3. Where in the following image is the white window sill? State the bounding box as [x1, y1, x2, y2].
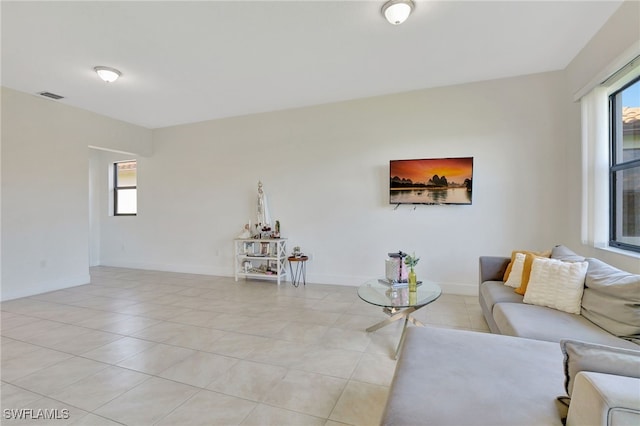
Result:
[594, 244, 640, 260]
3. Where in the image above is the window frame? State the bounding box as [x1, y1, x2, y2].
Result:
[608, 76, 640, 253]
[113, 160, 137, 216]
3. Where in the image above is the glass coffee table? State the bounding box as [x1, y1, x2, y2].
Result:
[358, 279, 441, 359]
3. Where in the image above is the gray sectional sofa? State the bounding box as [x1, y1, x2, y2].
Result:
[382, 245, 640, 426]
[479, 245, 639, 350]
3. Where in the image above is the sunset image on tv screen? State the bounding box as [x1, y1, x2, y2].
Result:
[390, 157, 473, 205]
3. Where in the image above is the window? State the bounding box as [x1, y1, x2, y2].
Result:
[609, 77, 640, 253]
[114, 160, 137, 215]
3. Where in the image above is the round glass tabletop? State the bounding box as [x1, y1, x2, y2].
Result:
[357, 279, 442, 309]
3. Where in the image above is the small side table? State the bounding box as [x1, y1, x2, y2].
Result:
[287, 255, 308, 287]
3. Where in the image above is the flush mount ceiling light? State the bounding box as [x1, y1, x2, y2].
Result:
[381, 0, 415, 25]
[94, 66, 121, 83]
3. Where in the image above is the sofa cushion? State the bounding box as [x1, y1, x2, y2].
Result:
[522, 258, 588, 314]
[581, 258, 640, 341]
[582, 289, 640, 343]
[479, 281, 523, 334]
[382, 327, 565, 426]
[561, 339, 640, 395]
[551, 245, 585, 262]
[480, 281, 524, 310]
[584, 258, 640, 297]
[493, 303, 640, 349]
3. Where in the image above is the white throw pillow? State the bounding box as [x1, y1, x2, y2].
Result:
[504, 252, 526, 288]
[523, 258, 588, 314]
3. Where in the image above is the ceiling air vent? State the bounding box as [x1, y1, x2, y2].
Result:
[38, 91, 64, 100]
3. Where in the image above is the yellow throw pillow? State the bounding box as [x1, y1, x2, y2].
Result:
[503, 249, 551, 282]
[515, 252, 548, 295]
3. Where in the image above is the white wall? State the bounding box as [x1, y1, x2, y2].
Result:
[97, 71, 570, 294]
[562, 0, 640, 273]
[1, 87, 151, 300]
[5, 1, 638, 301]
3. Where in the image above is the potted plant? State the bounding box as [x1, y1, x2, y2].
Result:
[404, 252, 420, 291]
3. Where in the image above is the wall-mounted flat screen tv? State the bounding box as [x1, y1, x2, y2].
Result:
[390, 157, 473, 205]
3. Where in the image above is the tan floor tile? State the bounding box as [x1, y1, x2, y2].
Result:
[130, 320, 196, 342]
[116, 343, 195, 374]
[5, 396, 88, 425]
[80, 336, 157, 364]
[241, 404, 325, 426]
[28, 289, 91, 304]
[1, 339, 43, 362]
[208, 313, 254, 331]
[158, 351, 238, 388]
[74, 311, 134, 329]
[163, 326, 226, 351]
[98, 315, 160, 335]
[296, 310, 341, 327]
[0, 314, 42, 331]
[70, 296, 139, 311]
[333, 313, 384, 332]
[263, 369, 347, 418]
[0, 266, 484, 426]
[293, 347, 362, 379]
[49, 366, 150, 411]
[42, 329, 122, 355]
[207, 360, 287, 401]
[94, 377, 198, 425]
[324, 420, 353, 426]
[12, 357, 108, 395]
[329, 381, 389, 426]
[364, 332, 402, 358]
[211, 332, 273, 358]
[276, 322, 329, 344]
[233, 318, 288, 337]
[24, 324, 90, 347]
[0, 382, 42, 409]
[68, 413, 124, 425]
[1, 319, 67, 341]
[246, 339, 310, 368]
[1, 347, 73, 382]
[350, 352, 397, 386]
[169, 310, 219, 327]
[137, 304, 193, 320]
[321, 327, 371, 352]
[156, 389, 256, 426]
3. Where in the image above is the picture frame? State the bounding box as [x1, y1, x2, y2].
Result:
[243, 241, 254, 255]
[260, 242, 270, 256]
[390, 157, 473, 205]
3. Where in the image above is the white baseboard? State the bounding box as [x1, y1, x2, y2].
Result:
[98, 260, 230, 277]
[96, 262, 478, 296]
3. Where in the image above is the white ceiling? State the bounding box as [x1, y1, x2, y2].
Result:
[1, 1, 622, 129]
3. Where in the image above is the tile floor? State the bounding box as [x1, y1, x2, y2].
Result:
[1, 267, 489, 425]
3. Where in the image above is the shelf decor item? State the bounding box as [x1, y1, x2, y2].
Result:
[234, 238, 287, 284]
[386, 251, 408, 283]
[404, 252, 420, 292]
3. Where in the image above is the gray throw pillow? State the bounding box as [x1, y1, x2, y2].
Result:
[551, 245, 585, 262]
[560, 339, 640, 396]
[584, 258, 640, 299]
[581, 258, 640, 341]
